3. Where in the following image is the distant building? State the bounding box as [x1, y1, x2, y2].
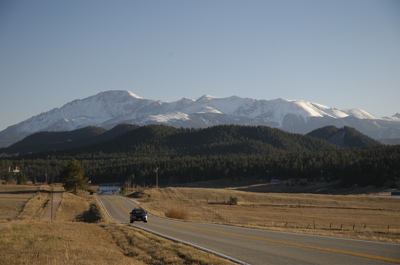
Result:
[270, 178, 281, 183]
[98, 186, 120, 195]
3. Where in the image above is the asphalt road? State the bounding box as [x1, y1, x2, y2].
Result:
[97, 194, 400, 265]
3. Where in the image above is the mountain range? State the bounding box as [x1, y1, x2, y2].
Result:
[1, 90, 399, 147]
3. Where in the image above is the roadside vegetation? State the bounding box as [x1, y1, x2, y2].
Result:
[1, 181, 399, 265]
[0, 184, 235, 265]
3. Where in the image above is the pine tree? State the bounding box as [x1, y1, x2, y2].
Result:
[17, 172, 28, 185]
[60, 159, 88, 194]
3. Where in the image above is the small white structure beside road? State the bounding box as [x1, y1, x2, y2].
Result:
[98, 186, 120, 195]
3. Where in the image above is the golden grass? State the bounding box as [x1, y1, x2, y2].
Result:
[56, 192, 90, 221]
[0, 186, 236, 265]
[134, 187, 400, 243]
[106, 225, 235, 265]
[0, 185, 51, 222]
[56, 192, 109, 223]
[165, 207, 187, 219]
[0, 221, 139, 265]
[1, 183, 398, 265]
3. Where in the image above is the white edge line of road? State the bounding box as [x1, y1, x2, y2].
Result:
[130, 224, 250, 265]
[104, 196, 400, 248]
[96, 195, 249, 265]
[95, 195, 121, 223]
[100, 196, 399, 264]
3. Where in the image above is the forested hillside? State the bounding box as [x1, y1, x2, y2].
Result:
[1, 124, 139, 154]
[72, 124, 340, 156]
[307, 126, 383, 148]
[0, 124, 398, 189]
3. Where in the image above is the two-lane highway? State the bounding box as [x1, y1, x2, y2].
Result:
[97, 195, 400, 265]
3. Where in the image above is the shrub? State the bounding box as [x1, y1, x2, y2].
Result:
[228, 196, 238, 205]
[165, 208, 187, 219]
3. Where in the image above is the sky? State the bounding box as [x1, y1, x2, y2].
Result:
[1, 0, 399, 131]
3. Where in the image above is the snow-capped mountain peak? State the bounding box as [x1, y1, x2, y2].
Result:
[196, 94, 217, 101]
[127, 91, 142, 99]
[0, 90, 399, 147]
[386, 113, 400, 121]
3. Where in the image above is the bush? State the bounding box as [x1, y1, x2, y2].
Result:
[165, 208, 187, 219]
[130, 189, 146, 198]
[228, 196, 238, 205]
[120, 187, 126, 196]
[77, 203, 103, 223]
[17, 174, 28, 185]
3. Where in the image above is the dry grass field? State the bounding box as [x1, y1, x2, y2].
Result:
[0, 185, 235, 265]
[133, 186, 400, 243]
[1, 183, 399, 264]
[0, 220, 235, 265]
[0, 185, 51, 222]
[105, 225, 237, 265]
[0, 221, 137, 265]
[56, 192, 107, 223]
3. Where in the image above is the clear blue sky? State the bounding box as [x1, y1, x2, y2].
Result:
[1, 0, 399, 131]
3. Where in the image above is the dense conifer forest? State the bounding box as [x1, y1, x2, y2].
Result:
[1, 124, 399, 188]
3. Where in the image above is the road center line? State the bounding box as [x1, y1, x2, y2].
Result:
[104, 196, 399, 264]
[170, 223, 400, 263]
[109, 196, 130, 214]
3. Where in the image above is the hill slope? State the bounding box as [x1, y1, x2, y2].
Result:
[88, 125, 335, 156]
[3, 124, 384, 155]
[41, 124, 340, 157]
[307, 126, 384, 148]
[2, 124, 138, 154]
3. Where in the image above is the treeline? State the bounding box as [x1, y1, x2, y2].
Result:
[0, 125, 398, 188]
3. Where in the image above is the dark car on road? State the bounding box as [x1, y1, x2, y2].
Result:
[130, 208, 148, 223]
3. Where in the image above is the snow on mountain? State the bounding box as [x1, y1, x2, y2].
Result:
[147, 111, 190, 123]
[383, 113, 400, 121]
[341, 109, 378, 120]
[0, 90, 399, 147]
[14, 91, 151, 133]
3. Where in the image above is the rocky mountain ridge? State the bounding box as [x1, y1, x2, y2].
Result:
[0, 90, 399, 147]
